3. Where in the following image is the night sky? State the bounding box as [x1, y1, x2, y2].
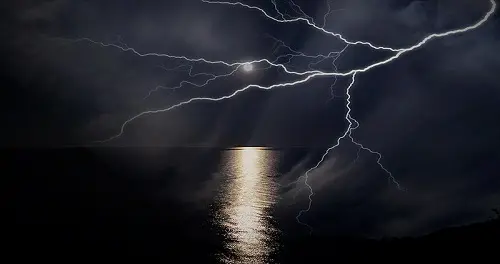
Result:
[2, 0, 500, 248]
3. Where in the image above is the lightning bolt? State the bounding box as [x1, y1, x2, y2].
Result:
[143, 64, 241, 99]
[296, 73, 357, 234]
[66, 0, 496, 232]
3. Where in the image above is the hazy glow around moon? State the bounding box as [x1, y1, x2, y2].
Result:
[243, 63, 254, 72]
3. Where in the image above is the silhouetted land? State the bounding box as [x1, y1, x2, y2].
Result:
[280, 218, 499, 262]
[3, 148, 498, 262]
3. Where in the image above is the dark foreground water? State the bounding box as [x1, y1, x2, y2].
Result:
[4, 147, 499, 262]
[5, 147, 297, 263]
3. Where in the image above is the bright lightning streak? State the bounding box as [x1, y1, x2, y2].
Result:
[292, 0, 495, 231]
[327, 44, 350, 101]
[144, 65, 241, 99]
[67, 37, 323, 76]
[69, 0, 496, 232]
[156, 64, 224, 81]
[288, 0, 316, 24]
[322, 0, 332, 28]
[265, 33, 349, 100]
[296, 73, 357, 234]
[350, 135, 403, 190]
[271, 0, 288, 20]
[266, 34, 346, 62]
[201, 0, 404, 51]
[95, 73, 322, 143]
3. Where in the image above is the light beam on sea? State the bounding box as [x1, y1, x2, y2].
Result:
[214, 147, 280, 264]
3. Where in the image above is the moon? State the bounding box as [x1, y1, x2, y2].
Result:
[242, 63, 254, 73]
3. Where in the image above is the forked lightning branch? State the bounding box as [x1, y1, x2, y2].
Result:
[68, 0, 497, 232]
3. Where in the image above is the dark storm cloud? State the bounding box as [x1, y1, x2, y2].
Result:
[1, 0, 278, 146]
[278, 0, 500, 237]
[1, 0, 499, 237]
[1, 0, 365, 147]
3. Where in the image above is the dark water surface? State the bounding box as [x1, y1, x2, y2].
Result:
[6, 147, 498, 262]
[5, 147, 300, 262]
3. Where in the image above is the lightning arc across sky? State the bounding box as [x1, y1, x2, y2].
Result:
[70, 0, 497, 232]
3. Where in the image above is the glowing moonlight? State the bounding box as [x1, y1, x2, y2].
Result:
[243, 63, 254, 72]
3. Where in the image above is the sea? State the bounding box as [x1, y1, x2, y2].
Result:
[5, 147, 330, 262]
[6, 146, 495, 262]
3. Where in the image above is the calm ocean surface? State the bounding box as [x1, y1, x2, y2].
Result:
[213, 148, 281, 263]
[8, 147, 314, 262]
[9, 147, 490, 262]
